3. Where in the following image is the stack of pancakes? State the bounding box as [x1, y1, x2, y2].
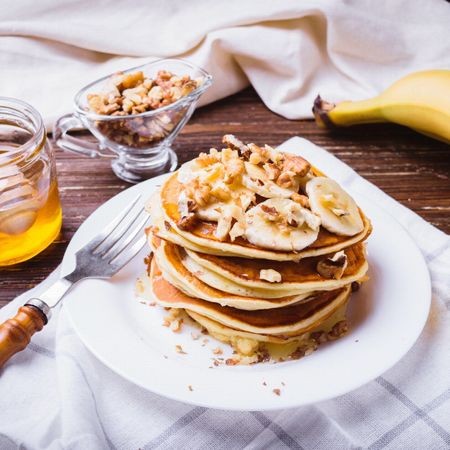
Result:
[144, 135, 371, 364]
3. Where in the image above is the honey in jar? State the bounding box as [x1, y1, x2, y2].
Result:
[0, 98, 62, 266]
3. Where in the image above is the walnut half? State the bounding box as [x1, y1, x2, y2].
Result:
[316, 251, 348, 279]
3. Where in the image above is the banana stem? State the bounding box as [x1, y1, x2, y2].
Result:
[313, 95, 385, 128]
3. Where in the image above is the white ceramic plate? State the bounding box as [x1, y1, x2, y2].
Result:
[63, 158, 431, 412]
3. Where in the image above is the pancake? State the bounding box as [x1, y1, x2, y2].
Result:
[184, 242, 368, 292]
[186, 303, 347, 345]
[149, 257, 351, 336]
[141, 136, 371, 364]
[153, 236, 320, 302]
[150, 235, 317, 308]
[185, 307, 349, 362]
[158, 172, 372, 261]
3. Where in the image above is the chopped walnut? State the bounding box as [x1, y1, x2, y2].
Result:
[328, 320, 348, 340]
[170, 319, 182, 332]
[177, 212, 197, 231]
[290, 193, 310, 208]
[222, 134, 250, 157]
[282, 154, 310, 177]
[277, 171, 297, 189]
[223, 158, 244, 184]
[229, 221, 246, 241]
[225, 358, 239, 366]
[197, 151, 220, 167]
[86, 69, 204, 149]
[178, 191, 197, 217]
[260, 204, 278, 217]
[247, 143, 270, 164]
[316, 251, 348, 279]
[249, 152, 262, 165]
[311, 331, 328, 344]
[210, 182, 231, 201]
[215, 215, 233, 240]
[263, 163, 281, 181]
[273, 388, 281, 396]
[92, 69, 203, 115]
[194, 185, 212, 207]
[212, 347, 223, 355]
[175, 344, 187, 354]
[259, 269, 282, 283]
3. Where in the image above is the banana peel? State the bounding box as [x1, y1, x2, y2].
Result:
[313, 70, 450, 144]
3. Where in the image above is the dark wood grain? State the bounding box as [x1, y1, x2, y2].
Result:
[0, 87, 449, 306]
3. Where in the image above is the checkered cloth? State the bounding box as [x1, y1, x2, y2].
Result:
[1, 138, 449, 450]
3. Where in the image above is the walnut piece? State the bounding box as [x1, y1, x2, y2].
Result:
[328, 320, 348, 340]
[277, 171, 297, 189]
[175, 344, 187, 354]
[259, 268, 282, 283]
[177, 213, 197, 231]
[290, 193, 310, 208]
[223, 158, 244, 184]
[263, 163, 281, 181]
[260, 204, 278, 217]
[282, 154, 310, 177]
[222, 134, 250, 157]
[316, 251, 348, 279]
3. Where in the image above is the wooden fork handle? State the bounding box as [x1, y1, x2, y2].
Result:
[0, 305, 47, 369]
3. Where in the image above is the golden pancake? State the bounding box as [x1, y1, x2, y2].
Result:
[150, 235, 317, 308]
[185, 303, 347, 345]
[158, 172, 372, 261]
[151, 237, 313, 302]
[184, 241, 368, 292]
[149, 257, 351, 336]
[185, 307, 349, 363]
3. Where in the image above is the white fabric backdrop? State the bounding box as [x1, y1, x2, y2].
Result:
[1, 0, 450, 127]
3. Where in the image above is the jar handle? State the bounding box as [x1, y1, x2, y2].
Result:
[52, 114, 115, 158]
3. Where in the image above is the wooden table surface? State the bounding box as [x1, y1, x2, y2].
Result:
[1, 87, 449, 307]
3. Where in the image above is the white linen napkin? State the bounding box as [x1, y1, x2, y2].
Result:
[0, 137, 449, 450]
[1, 0, 450, 128]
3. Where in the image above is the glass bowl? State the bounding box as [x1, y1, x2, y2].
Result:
[53, 59, 212, 183]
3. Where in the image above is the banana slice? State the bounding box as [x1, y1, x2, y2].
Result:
[306, 177, 363, 236]
[244, 198, 320, 251]
[242, 162, 297, 198]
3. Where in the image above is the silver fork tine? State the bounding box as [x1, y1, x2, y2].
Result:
[81, 194, 141, 254]
[110, 234, 148, 270]
[106, 212, 151, 262]
[99, 206, 145, 257]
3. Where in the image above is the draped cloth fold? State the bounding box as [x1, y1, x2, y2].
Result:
[1, 0, 449, 128]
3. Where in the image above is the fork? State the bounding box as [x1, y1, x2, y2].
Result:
[0, 195, 150, 368]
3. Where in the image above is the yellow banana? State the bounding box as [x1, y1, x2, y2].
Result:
[313, 70, 450, 143]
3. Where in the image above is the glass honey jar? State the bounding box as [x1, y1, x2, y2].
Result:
[0, 97, 62, 266]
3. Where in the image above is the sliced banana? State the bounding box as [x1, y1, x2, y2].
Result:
[242, 162, 297, 198]
[305, 177, 363, 236]
[244, 198, 320, 251]
[177, 160, 223, 185]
